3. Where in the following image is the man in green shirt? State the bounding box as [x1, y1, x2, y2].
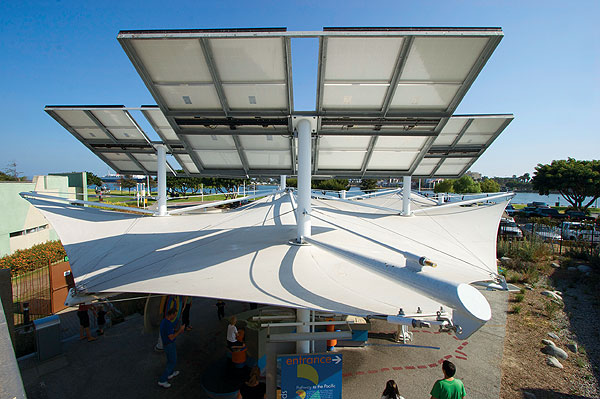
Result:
[430, 360, 466, 399]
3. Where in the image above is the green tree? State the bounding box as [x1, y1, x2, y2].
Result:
[313, 179, 349, 191]
[360, 179, 378, 193]
[479, 178, 500, 193]
[433, 179, 454, 193]
[86, 171, 103, 188]
[1, 162, 26, 181]
[532, 158, 600, 210]
[119, 176, 137, 193]
[453, 175, 481, 194]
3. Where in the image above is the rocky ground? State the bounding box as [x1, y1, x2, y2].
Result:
[500, 261, 600, 399]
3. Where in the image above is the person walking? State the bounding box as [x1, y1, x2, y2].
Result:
[381, 379, 405, 399]
[430, 360, 466, 399]
[77, 303, 96, 342]
[182, 296, 193, 331]
[216, 299, 225, 320]
[158, 308, 185, 388]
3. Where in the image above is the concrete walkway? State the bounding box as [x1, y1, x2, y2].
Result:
[18, 288, 507, 399]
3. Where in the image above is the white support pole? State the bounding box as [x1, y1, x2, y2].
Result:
[402, 175, 411, 216]
[296, 308, 310, 354]
[280, 175, 287, 191]
[340, 190, 346, 199]
[156, 144, 168, 216]
[297, 119, 312, 242]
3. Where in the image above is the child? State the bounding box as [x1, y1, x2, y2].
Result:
[96, 304, 109, 335]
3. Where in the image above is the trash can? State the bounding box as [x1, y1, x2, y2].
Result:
[33, 315, 61, 361]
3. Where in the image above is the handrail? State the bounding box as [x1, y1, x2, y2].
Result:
[19, 191, 155, 215]
[167, 189, 283, 215]
[411, 192, 514, 214]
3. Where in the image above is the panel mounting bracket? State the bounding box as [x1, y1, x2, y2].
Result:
[292, 116, 318, 136]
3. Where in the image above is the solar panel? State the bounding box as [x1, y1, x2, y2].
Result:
[46, 28, 512, 179]
[45, 106, 176, 175]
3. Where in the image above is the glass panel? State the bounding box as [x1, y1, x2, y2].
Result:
[102, 152, 130, 161]
[132, 39, 213, 82]
[322, 84, 388, 109]
[74, 128, 109, 140]
[195, 150, 242, 168]
[54, 110, 95, 127]
[466, 118, 507, 135]
[91, 110, 132, 127]
[132, 153, 156, 162]
[108, 128, 146, 141]
[111, 160, 142, 172]
[245, 151, 291, 169]
[223, 84, 287, 110]
[456, 133, 494, 146]
[139, 161, 157, 172]
[413, 158, 440, 175]
[435, 158, 472, 175]
[375, 136, 427, 150]
[158, 85, 221, 110]
[187, 135, 236, 150]
[319, 136, 371, 150]
[432, 133, 459, 146]
[440, 118, 468, 134]
[367, 150, 419, 170]
[324, 37, 403, 81]
[210, 38, 286, 81]
[433, 118, 469, 146]
[389, 83, 460, 109]
[401, 37, 488, 81]
[239, 135, 289, 150]
[318, 151, 365, 170]
[176, 154, 200, 174]
[157, 127, 179, 141]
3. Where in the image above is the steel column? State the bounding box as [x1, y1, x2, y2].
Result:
[402, 175, 412, 216]
[156, 144, 168, 216]
[297, 118, 312, 242]
[296, 308, 310, 354]
[280, 175, 286, 191]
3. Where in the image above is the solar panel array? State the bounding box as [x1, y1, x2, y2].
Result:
[46, 28, 513, 178]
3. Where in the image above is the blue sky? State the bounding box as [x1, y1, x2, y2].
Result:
[1, 0, 598, 179]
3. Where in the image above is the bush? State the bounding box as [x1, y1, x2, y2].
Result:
[0, 241, 66, 277]
[512, 305, 522, 314]
[515, 294, 525, 302]
[544, 301, 561, 319]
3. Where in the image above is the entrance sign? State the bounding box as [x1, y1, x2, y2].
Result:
[280, 353, 342, 399]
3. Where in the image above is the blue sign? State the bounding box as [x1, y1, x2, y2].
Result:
[279, 353, 342, 399]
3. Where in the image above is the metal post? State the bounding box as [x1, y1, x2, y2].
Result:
[340, 190, 346, 199]
[296, 308, 310, 354]
[266, 342, 277, 399]
[156, 144, 168, 216]
[297, 119, 312, 242]
[402, 176, 412, 216]
[280, 175, 287, 191]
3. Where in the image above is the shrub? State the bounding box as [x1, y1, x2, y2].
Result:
[515, 294, 525, 302]
[544, 301, 561, 319]
[512, 305, 522, 314]
[0, 241, 66, 277]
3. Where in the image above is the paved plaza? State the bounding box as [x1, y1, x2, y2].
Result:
[18, 288, 506, 399]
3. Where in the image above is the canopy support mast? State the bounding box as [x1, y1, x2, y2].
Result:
[402, 175, 411, 216]
[156, 144, 168, 216]
[296, 117, 314, 243]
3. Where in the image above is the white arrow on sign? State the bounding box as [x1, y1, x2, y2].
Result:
[332, 355, 341, 365]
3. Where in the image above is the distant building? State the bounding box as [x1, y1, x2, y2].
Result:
[465, 171, 482, 181]
[0, 173, 87, 257]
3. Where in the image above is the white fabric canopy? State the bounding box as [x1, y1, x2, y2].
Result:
[24, 192, 506, 337]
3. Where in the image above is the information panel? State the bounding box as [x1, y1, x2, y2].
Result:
[280, 353, 342, 399]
